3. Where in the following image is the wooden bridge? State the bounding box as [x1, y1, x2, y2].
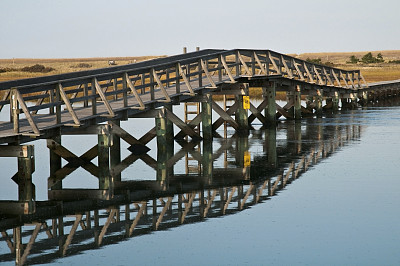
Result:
[0, 48, 399, 218]
[0, 48, 399, 143]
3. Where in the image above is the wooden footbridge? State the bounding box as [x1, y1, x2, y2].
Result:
[0, 48, 399, 216]
[0, 119, 360, 265]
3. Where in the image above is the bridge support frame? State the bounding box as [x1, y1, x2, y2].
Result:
[264, 82, 276, 124]
[294, 85, 302, 120]
[0, 145, 36, 215]
[332, 91, 339, 112]
[235, 84, 249, 135]
[315, 88, 323, 117]
[201, 94, 213, 140]
[98, 128, 111, 190]
[110, 120, 121, 182]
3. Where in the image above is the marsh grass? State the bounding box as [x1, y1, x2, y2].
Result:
[0, 56, 164, 82]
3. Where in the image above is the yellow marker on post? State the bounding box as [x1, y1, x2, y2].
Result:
[244, 151, 251, 167]
[243, 96, 250, 110]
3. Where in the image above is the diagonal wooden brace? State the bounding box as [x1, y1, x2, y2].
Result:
[212, 101, 239, 130]
[164, 108, 202, 139]
[248, 102, 268, 125]
[47, 140, 99, 187]
[175, 112, 202, 139]
[108, 121, 150, 154]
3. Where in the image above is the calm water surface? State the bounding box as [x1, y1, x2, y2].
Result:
[0, 103, 399, 265]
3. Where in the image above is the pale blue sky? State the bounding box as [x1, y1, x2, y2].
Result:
[1, 0, 399, 58]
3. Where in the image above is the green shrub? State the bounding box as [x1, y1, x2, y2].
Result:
[21, 64, 55, 73]
[347, 55, 359, 64]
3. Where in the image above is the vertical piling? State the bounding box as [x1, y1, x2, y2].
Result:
[98, 127, 111, 190]
[49, 134, 62, 190]
[265, 127, 277, 168]
[235, 84, 249, 135]
[17, 146, 35, 201]
[14, 227, 22, 266]
[236, 136, 249, 168]
[110, 120, 121, 182]
[315, 88, 323, 117]
[155, 108, 168, 185]
[294, 85, 302, 120]
[156, 108, 171, 185]
[165, 104, 174, 142]
[156, 108, 167, 155]
[11, 88, 19, 133]
[202, 139, 213, 182]
[264, 82, 276, 124]
[332, 91, 339, 112]
[201, 94, 213, 140]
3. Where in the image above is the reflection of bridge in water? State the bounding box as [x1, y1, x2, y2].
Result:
[0, 119, 361, 265]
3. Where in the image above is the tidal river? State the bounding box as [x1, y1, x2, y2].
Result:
[0, 101, 399, 265]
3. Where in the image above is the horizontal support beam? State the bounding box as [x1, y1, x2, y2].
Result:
[0, 145, 34, 158]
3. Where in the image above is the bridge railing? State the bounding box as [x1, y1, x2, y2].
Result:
[0, 49, 366, 135]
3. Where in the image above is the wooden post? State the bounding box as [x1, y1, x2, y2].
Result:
[165, 104, 174, 142]
[286, 90, 295, 118]
[175, 64, 181, 94]
[91, 78, 97, 115]
[295, 121, 302, 154]
[202, 138, 213, 182]
[83, 83, 89, 107]
[235, 51, 240, 76]
[361, 91, 368, 104]
[315, 88, 323, 117]
[156, 109, 167, 155]
[17, 145, 35, 201]
[113, 78, 118, 101]
[198, 59, 203, 88]
[264, 82, 276, 124]
[332, 91, 339, 112]
[201, 94, 213, 140]
[49, 134, 62, 190]
[14, 227, 22, 266]
[98, 128, 111, 190]
[350, 93, 358, 108]
[122, 75, 128, 108]
[236, 136, 249, 168]
[11, 88, 19, 133]
[157, 143, 168, 185]
[294, 85, 302, 120]
[218, 55, 222, 82]
[49, 88, 55, 114]
[235, 84, 249, 135]
[150, 70, 155, 101]
[55, 84, 62, 124]
[341, 97, 348, 109]
[110, 120, 121, 182]
[265, 127, 277, 167]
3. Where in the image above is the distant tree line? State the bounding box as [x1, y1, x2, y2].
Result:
[0, 64, 55, 73]
[305, 58, 334, 67]
[347, 52, 384, 64]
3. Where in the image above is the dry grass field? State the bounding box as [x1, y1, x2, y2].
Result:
[295, 50, 400, 83]
[0, 56, 164, 82]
